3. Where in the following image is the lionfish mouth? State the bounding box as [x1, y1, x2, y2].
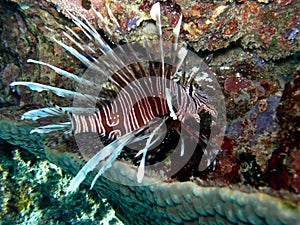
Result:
[10, 2, 226, 192]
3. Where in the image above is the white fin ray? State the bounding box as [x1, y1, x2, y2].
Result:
[173, 14, 182, 50]
[30, 122, 71, 134]
[63, 30, 84, 52]
[180, 138, 185, 156]
[27, 59, 99, 88]
[63, 29, 97, 56]
[11, 81, 77, 97]
[21, 107, 65, 121]
[64, 26, 96, 54]
[21, 107, 97, 121]
[135, 117, 167, 183]
[53, 38, 97, 69]
[67, 10, 112, 53]
[10, 81, 100, 102]
[173, 47, 188, 79]
[150, 2, 162, 36]
[150, 2, 164, 78]
[66, 131, 136, 194]
[89, 138, 125, 189]
[166, 88, 177, 120]
[106, 4, 120, 29]
[63, 13, 131, 87]
[91, 6, 112, 36]
[68, 6, 142, 88]
[102, 3, 141, 72]
[67, 13, 93, 41]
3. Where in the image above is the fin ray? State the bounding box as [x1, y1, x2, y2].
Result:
[21, 107, 97, 121]
[27, 59, 99, 88]
[30, 122, 71, 134]
[10, 82, 101, 102]
[67, 131, 135, 193]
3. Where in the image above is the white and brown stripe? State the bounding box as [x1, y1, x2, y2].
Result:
[70, 76, 212, 141]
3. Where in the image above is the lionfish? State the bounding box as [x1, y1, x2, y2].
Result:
[10, 3, 218, 193]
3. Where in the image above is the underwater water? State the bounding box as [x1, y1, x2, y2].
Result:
[0, 0, 299, 224]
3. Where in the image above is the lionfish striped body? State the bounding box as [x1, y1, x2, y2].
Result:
[72, 77, 211, 139]
[11, 3, 217, 192]
[71, 78, 171, 139]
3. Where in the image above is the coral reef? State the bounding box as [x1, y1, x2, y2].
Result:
[226, 95, 280, 169]
[276, 75, 300, 193]
[0, 111, 121, 224]
[0, 0, 300, 224]
[40, 0, 300, 59]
